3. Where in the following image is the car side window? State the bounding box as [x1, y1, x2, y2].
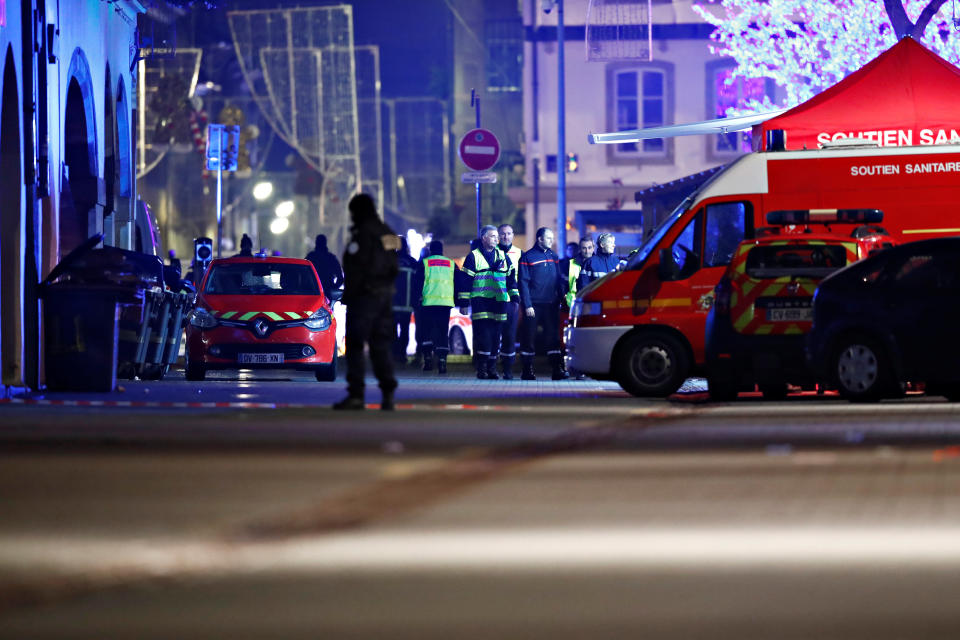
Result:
[703, 202, 750, 268]
[669, 210, 703, 278]
[890, 253, 960, 290]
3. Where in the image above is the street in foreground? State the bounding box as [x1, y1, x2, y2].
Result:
[2, 368, 960, 638]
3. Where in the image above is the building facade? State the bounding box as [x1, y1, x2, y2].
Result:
[517, 0, 773, 250]
[0, 0, 143, 392]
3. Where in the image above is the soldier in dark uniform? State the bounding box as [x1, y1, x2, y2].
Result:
[333, 194, 401, 411]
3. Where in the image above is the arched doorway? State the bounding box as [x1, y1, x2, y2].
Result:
[1, 48, 23, 384]
[103, 65, 116, 246]
[62, 49, 99, 256]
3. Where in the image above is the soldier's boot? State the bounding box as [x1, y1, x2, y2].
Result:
[333, 395, 365, 410]
[486, 356, 500, 380]
[521, 355, 537, 381]
[500, 356, 515, 380]
[550, 353, 570, 380]
[381, 389, 395, 411]
[437, 354, 448, 375]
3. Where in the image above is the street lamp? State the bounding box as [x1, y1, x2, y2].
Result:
[270, 217, 290, 234]
[275, 200, 295, 218]
[543, 0, 567, 249]
[253, 181, 274, 201]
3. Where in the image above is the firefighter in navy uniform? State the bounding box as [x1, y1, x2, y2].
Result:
[413, 240, 456, 374]
[518, 227, 567, 380]
[334, 194, 401, 411]
[459, 225, 519, 379]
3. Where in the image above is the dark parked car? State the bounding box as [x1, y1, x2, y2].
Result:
[806, 237, 960, 401]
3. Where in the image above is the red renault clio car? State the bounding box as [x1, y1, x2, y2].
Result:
[185, 255, 338, 381]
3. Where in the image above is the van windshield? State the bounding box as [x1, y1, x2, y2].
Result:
[625, 195, 691, 269]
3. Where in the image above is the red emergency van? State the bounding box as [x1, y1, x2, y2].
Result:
[566, 142, 960, 397]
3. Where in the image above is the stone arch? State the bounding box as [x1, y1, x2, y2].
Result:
[115, 75, 133, 248]
[61, 47, 99, 255]
[0, 47, 23, 384]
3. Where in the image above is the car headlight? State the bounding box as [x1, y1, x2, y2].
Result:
[303, 307, 332, 330]
[188, 307, 218, 329]
[570, 300, 602, 319]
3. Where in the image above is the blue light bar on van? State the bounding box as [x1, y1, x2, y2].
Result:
[766, 209, 884, 225]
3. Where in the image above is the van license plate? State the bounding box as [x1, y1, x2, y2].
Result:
[238, 353, 284, 364]
[767, 308, 812, 322]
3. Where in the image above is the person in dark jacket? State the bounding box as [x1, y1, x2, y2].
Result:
[333, 194, 401, 411]
[234, 233, 254, 257]
[391, 238, 418, 365]
[458, 225, 519, 379]
[518, 227, 567, 380]
[304, 234, 344, 300]
[577, 232, 624, 288]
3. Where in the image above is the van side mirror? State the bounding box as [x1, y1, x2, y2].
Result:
[658, 248, 679, 281]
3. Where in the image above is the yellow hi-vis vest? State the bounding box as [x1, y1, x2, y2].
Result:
[421, 255, 455, 307]
[469, 248, 511, 302]
[565, 259, 582, 307]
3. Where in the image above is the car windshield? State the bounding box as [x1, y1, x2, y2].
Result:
[745, 244, 848, 279]
[624, 195, 692, 270]
[204, 263, 320, 295]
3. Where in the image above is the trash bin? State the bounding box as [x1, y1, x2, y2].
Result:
[42, 285, 124, 392]
[40, 233, 165, 391]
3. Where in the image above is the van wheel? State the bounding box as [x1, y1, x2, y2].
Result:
[315, 356, 338, 382]
[832, 337, 891, 402]
[449, 326, 469, 355]
[616, 332, 689, 398]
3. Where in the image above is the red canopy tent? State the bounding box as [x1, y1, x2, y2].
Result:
[754, 37, 960, 151]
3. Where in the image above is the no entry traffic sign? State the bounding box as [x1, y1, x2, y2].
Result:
[458, 128, 500, 172]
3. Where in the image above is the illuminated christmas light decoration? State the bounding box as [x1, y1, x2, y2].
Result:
[693, 0, 960, 115]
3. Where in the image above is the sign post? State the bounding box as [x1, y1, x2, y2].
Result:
[205, 124, 240, 257]
[458, 97, 501, 235]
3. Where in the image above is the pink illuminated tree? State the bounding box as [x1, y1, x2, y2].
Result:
[693, 0, 960, 113]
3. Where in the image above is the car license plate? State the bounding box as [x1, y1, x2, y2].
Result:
[238, 353, 284, 364]
[767, 308, 812, 322]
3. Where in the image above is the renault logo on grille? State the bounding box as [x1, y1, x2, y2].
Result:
[254, 319, 270, 336]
